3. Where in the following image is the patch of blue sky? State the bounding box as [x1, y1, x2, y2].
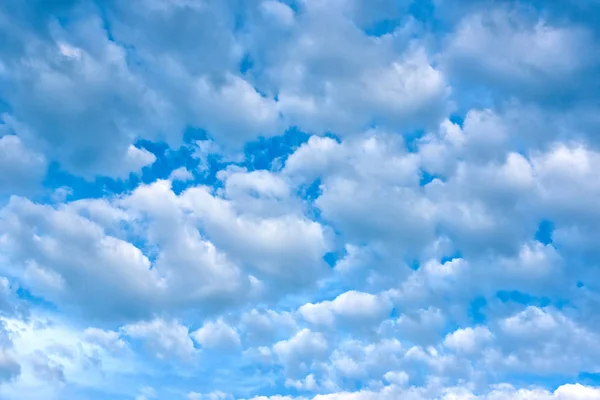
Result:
[535, 219, 555, 246]
[41, 126, 309, 203]
[15, 287, 57, 313]
[243, 127, 311, 172]
[468, 296, 488, 324]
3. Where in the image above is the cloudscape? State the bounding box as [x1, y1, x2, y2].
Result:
[1, 0, 600, 399]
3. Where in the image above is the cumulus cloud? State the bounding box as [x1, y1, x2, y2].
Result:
[443, 5, 600, 102]
[273, 329, 329, 378]
[192, 319, 241, 351]
[0, 7, 175, 178]
[298, 291, 392, 329]
[239, 309, 298, 346]
[0, 127, 47, 196]
[0, 0, 599, 399]
[122, 318, 196, 362]
[266, 382, 600, 400]
[443, 326, 493, 354]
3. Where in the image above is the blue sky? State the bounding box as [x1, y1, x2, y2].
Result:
[1, 0, 600, 399]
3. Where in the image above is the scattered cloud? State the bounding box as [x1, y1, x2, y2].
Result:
[0, 0, 599, 399]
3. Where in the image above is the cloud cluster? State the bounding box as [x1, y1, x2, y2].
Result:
[0, 0, 599, 399]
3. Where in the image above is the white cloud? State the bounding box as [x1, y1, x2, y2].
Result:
[0, 1, 599, 399]
[383, 371, 409, 386]
[443, 5, 600, 100]
[443, 326, 493, 354]
[239, 309, 298, 346]
[0, 314, 138, 399]
[122, 318, 196, 362]
[0, 128, 46, 196]
[327, 338, 404, 384]
[0, 197, 165, 320]
[0, 13, 178, 178]
[180, 181, 331, 289]
[299, 291, 392, 329]
[273, 329, 329, 378]
[384, 307, 447, 346]
[531, 143, 600, 221]
[188, 390, 231, 400]
[260, 1, 295, 27]
[243, 0, 450, 136]
[285, 131, 433, 262]
[83, 328, 127, 354]
[107, 145, 156, 179]
[169, 166, 194, 182]
[191, 74, 281, 148]
[192, 319, 241, 350]
[298, 382, 600, 400]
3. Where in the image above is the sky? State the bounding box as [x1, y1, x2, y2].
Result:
[0, 0, 600, 399]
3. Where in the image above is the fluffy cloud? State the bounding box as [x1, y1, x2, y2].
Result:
[298, 291, 392, 329]
[178, 177, 331, 290]
[0, 5, 173, 177]
[0, 175, 330, 321]
[122, 318, 196, 362]
[0, 124, 47, 196]
[284, 132, 434, 265]
[239, 309, 298, 346]
[246, 382, 600, 400]
[443, 326, 493, 355]
[192, 319, 241, 351]
[273, 329, 329, 378]
[0, 0, 600, 399]
[443, 4, 600, 102]
[0, 197, 164, 320]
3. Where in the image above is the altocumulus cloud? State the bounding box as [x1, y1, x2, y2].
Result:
[0, 0, 599, 399]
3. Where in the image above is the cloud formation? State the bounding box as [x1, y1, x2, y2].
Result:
[0, 0, 599, 399]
